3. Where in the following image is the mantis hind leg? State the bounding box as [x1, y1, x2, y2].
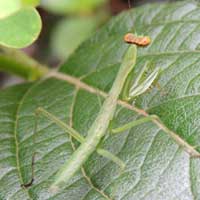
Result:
[97, 148, 125, 172]
[111, 115, 158, 134]
[22, 107, 126, 188]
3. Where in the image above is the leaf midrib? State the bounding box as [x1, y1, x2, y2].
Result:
[14, 84, 35, 199]
[137, 50, 200, 58]
[139, 19, 200, 27]
[49, 71, 200, 158]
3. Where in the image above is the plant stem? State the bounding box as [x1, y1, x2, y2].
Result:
[0, 46, 49, 81]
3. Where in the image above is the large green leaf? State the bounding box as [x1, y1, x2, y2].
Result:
[1, 1, 200, 199]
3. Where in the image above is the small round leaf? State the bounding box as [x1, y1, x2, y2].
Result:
[0, 7, 42, 48]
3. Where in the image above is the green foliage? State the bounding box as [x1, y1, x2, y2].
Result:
[0, 0, 21, 18]
[50, 17, 98, 60]
[41, 0, 107, 15]
[0, 1, 41, 48]
[0, 0, 39, 19]
[21, 0, 40, 7]
[42, 0, 109, 62]
[1, 1, 200, 199]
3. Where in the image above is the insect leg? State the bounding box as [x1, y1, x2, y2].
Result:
[131, 61, 149, 90]
[111, 115, 158, 134]
[21, 107, 85, 188]
[37, 108, 125, 169]
[32, 108, 126, 175]
[35, 107, 85, 143]
[122, 61, 160, 101]
[97, 148, 125, 171]
[129, 65, 160, 98]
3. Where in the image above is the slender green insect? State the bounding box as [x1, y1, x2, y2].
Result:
[21, 0, 161, 191]
[50, 45, 138, 192]
[49, 40, 159, 192]
[22, 35, 160, 193]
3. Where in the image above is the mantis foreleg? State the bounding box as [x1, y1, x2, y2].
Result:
[122, 61, 160, 101]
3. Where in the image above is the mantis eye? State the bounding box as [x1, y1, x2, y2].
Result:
[124, 33, 135, 43]
[141, 37, 151, 46]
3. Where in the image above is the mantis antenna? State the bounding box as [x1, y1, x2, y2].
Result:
[128, 0, 131, 9]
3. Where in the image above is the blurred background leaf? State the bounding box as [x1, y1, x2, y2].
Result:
[50, 15, 109, 60]
[40, 0, 108, 15]
[0, 8, 41, 48]
[39, 0, 109, 62]
[21, 0, 40, 7]
[0, 0, 173, 87]
[0, 0, 41, 48]
[0, 0, 21, 19]
[50, 17, 97, 60]
[0, 0, 40, 19]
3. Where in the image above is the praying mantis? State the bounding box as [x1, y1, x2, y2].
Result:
[22, 34, 160, 193]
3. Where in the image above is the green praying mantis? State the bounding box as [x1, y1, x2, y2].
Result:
[22, 35, 160, 193]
